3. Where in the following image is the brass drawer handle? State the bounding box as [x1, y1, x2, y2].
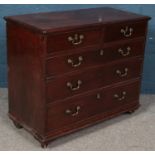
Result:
[116, 68, 128, 77]
[120, 26, 133, 37]
[114, 91, 126, 101]
[67, 56, 83, 67]
[65, 106, 81, 116]
[118, 46, 131, 56]
[67, 80, 82, 91]
[68, 34, 84, 45]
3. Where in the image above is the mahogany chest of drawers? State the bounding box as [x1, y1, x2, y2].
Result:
[4, 7, 151, 147]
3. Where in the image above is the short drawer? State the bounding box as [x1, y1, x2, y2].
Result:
[47, 80, 140, 130]
[105, 21, 147, 42]
[47, 27, 102, 53]
[46, 39, 144, 76]
[46, 58, 142, 103]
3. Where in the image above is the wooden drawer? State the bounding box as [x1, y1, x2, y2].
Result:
[46, 58, 142, 103]
[47, 80, 140, 130]
[46, 39, 144, 77]
[47, 27, 102, 53]
[105, 21, 147, 42]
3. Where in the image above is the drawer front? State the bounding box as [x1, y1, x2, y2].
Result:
[46, 58, 142, 103]
[105, 21, 147, 42]
[46, 39, 144, 76]
[47, 80, 140, 130]
[47, 28, 102, 53]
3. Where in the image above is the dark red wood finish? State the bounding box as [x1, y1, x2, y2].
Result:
[46, 39, 145, 76]
[4, 7, 150, 33]
[6, 22, 46, 136]
[47, 27, 102, 53]
[4, 7, 151, 148]
[47, 80, 140, 131]
[104, 21, 147, 42]
[46, 58, 142, 103]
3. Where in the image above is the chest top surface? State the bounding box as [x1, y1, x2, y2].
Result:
[4, 7, 150, 33]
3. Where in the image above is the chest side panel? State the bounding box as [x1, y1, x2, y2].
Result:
[7, 22, 46, 136]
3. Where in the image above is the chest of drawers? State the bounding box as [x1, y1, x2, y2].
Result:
[4, 7, 151, 148]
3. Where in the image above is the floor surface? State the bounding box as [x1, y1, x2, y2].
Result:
[0, 88, 155, 151]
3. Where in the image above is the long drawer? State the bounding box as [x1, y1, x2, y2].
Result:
[47, 80, 140, 131]
[46, 39, 144, 77]
[46, 58, 142, 103]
